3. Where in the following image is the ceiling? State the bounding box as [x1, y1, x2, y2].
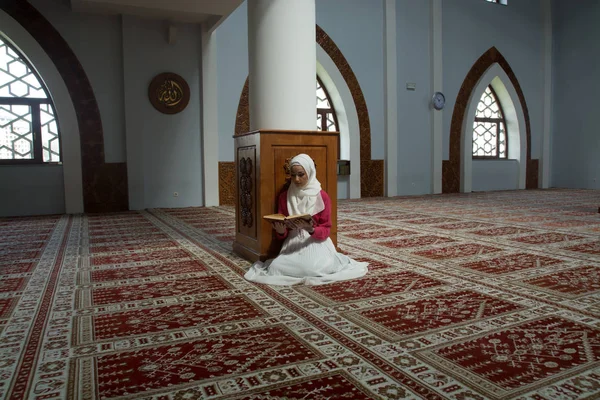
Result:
[70, 0, 244, 26]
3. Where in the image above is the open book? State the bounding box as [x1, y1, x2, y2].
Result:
[263, 213, 312, 223]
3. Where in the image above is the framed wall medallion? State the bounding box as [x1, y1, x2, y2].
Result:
[148, 72, 190, 114]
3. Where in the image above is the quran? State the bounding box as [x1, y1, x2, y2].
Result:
[263, 213, 312, 223]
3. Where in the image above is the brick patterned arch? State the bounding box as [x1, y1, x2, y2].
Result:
[1, 1, 128, 212]
[443, 46, 538, 193]
[231, 25, 384, 199]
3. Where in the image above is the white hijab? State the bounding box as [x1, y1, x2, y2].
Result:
[287, 154, 325, 216]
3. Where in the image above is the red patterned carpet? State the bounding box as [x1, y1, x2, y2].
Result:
[1, 189, 600, 399]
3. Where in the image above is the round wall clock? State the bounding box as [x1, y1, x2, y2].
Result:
[432, 91, 446, 110]
[148, 72, 190, 114]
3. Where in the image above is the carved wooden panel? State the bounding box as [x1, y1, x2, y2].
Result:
[218, 162, 235, 206]
[239, 157, 253, 227]
[442, 160, 460, 194]
[526, 159, 539, 190]
[236, 146, 257, 239]
[360, 160, 384, 198]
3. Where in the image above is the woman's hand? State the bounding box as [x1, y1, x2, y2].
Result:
[272, 221, 286, 235]
[287, 218, 314, 233]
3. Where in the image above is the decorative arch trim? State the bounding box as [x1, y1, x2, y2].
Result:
[232, 25, 383, 198]
[462, 65, 527, 192]
[0, 1, 128, 212]
[443, 46, 538, 193]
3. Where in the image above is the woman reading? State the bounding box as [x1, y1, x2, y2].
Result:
[244, 153, 368, 285]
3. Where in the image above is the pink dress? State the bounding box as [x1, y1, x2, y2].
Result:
[244, 190, 368, 286]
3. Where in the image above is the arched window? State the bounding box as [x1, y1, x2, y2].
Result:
[316, 77, 342, 162]
[0, 35, 60, 164]
[472, 85, 507, 159]
[316, 77, 338, 132]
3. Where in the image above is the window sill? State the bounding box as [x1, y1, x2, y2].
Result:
[0, 161, 62, 166]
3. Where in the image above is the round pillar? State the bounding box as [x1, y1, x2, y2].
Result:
[247, 0, 316, 131]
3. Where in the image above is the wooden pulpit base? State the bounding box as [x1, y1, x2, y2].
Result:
[233, 129, 339, 263]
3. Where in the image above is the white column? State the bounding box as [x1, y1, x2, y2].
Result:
[430, 0, 443, 194]
[247, 0, 316, 130]
[384, 0, 398, 197]
[540, 0, 552, 188]
[201, 25, 220, 206]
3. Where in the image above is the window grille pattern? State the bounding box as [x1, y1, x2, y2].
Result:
[316, 78, 338, 132]
[472, 86, 507, 158]
[0, 36, 60, 163]
[40, 104, 60, 162]
[0, 104, 32, 159]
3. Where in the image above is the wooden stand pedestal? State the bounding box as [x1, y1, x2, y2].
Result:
[233, 130, 338, 262]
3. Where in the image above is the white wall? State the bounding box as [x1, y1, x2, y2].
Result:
[123, 16, 203, 210]
[472, 160, 519, 192]
[316, 0, 385, 161]
[216, 1, 248, 162]
[0, 166, 65, 217]
[442, 0, 545, 186]
[38, 1, 206, 210]
[2, 2, 207, 216]
[29, 0, 126, 163]
[552, 0, 600, 189]
[396, 0, 432, 195]
[0, 6, 82, 217]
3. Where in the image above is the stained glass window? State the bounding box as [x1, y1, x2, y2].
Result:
[0, 36, 60, 163]
[472, 86, 507, 158]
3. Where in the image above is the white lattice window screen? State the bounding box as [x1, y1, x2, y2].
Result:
[0, 36, 60, 162]
[472, 86, 507, 158]
[316, 78, 338, 132]
[316, 77, 341, 160]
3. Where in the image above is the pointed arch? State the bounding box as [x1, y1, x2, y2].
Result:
[443, 46, 538, 193]
[462, 64, 527, 192]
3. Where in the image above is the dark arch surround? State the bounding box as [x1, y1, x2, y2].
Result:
[0, 1, 128, 213]
[443, 46, 538, 193]
[232, 25, 384, 198]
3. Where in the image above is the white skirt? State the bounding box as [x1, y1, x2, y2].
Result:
[244, 229, 368, 286]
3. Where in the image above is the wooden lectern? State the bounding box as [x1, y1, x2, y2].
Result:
[233, 130, 338, 262]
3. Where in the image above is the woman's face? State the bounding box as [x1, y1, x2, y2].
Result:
[290, 165, 309, 188]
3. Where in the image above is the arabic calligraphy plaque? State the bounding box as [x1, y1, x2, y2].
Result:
[148, 72, 190, 114]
